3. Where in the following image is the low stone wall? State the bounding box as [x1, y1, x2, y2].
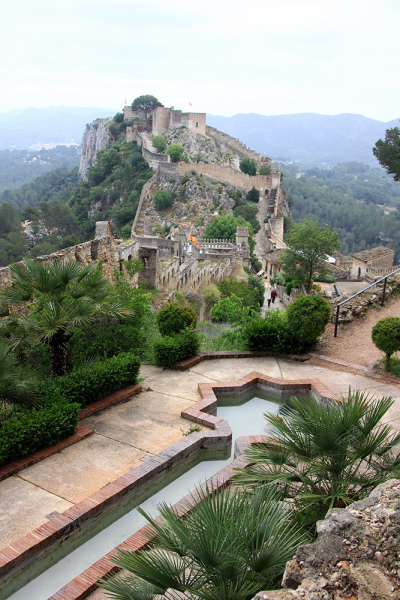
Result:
[253, 479, 400, 600]
[330, 273, 400, 322]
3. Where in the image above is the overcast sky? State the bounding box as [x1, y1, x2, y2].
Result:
[1, 0, 399, 121]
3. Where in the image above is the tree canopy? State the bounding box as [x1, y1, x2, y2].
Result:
[373, 127, 400, 181]
[279, 219, 340, 292]
[131, 95, 162, 131]
[204, 215, 253, 240]
[239, 157, 257, 175]
[165, 144, 185, 162]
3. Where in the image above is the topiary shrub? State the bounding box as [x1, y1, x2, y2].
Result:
[153, 329, 200, 368]
[156, 302, 197, 337]
[242, 311, 302, 354]
[0, 401, 80, 465]
[286, 295, 331, 351]
[43, 353, 141, 408]
[372, 317, 400, 370]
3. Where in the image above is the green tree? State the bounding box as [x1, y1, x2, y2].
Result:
[204, 215, 253, 241]
[153, 190, 173, 210]
[279, 219, 340, 293]
[166, 144, 185, 162]
[0, 259, 130, 378]
[101, 484, 307, 600]
[151, 135, 166, 152]
[233, 204, 260, 233]
[259, 164, 271, 176]
[239, 157, 257, 175]
[372, 317, 400, 370]
[246, 186, 260, 203]
[373, 127, 400, 181]
[131, 95, 163, 131]
[156, 302, 196, 336]
[286, 294, 330, 351]
[235, 391, 400, 525]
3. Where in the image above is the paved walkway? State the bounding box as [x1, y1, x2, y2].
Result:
[261, 282, 285, 316]
[1, 357, 400, 555]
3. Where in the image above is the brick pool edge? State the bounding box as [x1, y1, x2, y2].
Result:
[0, 372, 338, 600]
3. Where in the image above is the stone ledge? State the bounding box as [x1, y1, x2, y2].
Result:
[78, 383, 142, 419]
[171, 351, 311, 370]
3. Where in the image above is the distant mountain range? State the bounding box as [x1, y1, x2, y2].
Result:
[0, 106, 398, 167]
[207, 112, 400, 167]
[0, 106, 117, 150]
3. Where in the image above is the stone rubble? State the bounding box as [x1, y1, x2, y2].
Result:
[253, 479, 400, 600]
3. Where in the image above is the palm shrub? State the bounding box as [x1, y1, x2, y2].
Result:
[0, 343, 41, 408]
[100, 484, 307, 600]
[0, 259, 131, 377]
[156, 302, 197, 337]
[372, 316, 400, 370]
[235, 391, 400, 526]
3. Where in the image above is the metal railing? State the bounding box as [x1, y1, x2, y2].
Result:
[334, 267, 400, 337]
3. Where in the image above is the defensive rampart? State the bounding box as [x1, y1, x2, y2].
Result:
[206, 125, 267, 163]
[159, 161, 279, 193]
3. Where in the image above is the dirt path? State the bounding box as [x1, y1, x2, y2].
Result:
[316, 295, 400, 367]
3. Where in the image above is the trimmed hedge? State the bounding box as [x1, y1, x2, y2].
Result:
[156, 302, 197, 337]
[0, 401, 80, 465]
[154, 329, 200, 368]
[242, 312, 302, 354]
[45, 352, 141, 408]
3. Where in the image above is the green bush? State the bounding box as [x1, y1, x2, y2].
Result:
[0, 401, 80, 465]
[217, 278, 263, 310]
[45, 353, 141, 408]
[156, 302, 197, 337]
[239, 158, 257, 175]
[153, 190, 173, 210]
[258, 164, 271, 175]
[287, 295, 331, 350]
[153, 329, 200, 368]
[166, 144, 185, 162]
[246, 187, 260, 203]
[242, 311, 302, 354]
[152, 135, 166, 152]
[372, 317, 400, 370]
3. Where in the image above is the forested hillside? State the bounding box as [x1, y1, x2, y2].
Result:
[281, 161, 400, 260]
[0, 115, 153, 266]
[0, 146, 80, 194]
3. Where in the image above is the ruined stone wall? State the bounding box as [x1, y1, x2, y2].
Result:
[0, 237, 120, 290]
[253, 479, 400, 600]
[159, 161, 275, 193]
[161, 255, 239, 293]
[131, 171, 158, 234]
[205, 125, 266, 163]
[182, 112, 206, 135]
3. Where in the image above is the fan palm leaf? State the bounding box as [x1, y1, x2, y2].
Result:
[0, 258, 133, 377]
[234, 390, 400, 519]
[100, 484, 307, 600]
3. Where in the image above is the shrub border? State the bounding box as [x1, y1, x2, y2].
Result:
[0, 384, 142, 483]
[0, 373, 337, 600]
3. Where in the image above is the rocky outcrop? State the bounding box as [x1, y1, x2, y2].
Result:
[253, 479, 400, 600]
[330, 273, 400, 322]
[78, 118, 113, 181]
[164, 127, 242, 169]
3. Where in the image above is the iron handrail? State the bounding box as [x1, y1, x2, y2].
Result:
[334, 266, 400, 337]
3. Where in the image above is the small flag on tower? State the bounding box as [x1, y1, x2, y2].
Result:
[189, 102, 192, 106]
[125, 98, 127, 105]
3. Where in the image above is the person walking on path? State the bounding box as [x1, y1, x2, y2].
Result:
[267, 297, 271, 308]
[271, 288, 277, 304]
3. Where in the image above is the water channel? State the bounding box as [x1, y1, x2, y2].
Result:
[7, 389, 295, 600]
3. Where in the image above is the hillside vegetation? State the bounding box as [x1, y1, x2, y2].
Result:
[0, 146, 80, 195]
[281, 161, 400, 260]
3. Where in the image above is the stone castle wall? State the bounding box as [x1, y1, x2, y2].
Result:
[205, 125, 267, 163]
[159, 161, 278, 193]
